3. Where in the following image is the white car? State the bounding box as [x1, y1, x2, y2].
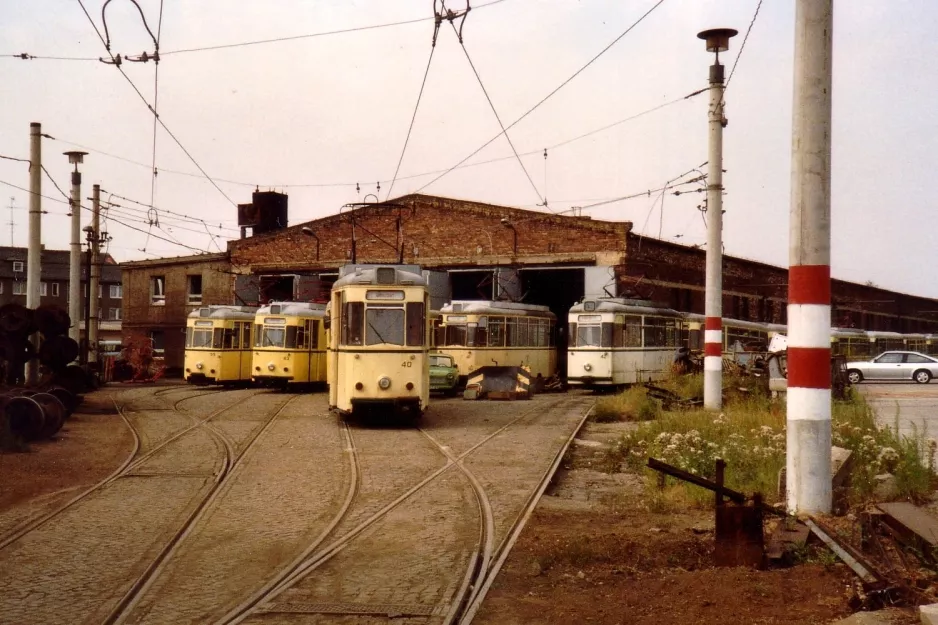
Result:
[846, 351, 938, 384]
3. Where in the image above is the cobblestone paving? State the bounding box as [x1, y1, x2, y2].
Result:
[462, 396, 591, 552]
[248, 468, 478, 625]
[329, 422, 446, 540]
[0, 476, 212, 625]
[119, 393, 351, 625]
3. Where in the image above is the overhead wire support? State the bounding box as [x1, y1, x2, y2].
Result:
[725, 0, 763, 91]
[440, 0, 545, 207]
[75, 0, 238, 210]
[413, 0, 668, 195]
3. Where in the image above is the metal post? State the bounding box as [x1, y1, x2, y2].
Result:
[89, 184, 101, 364]
[786, 0, 833, 515]
[82, 230, 92, 365]
[26, 123, 42, 385]
[697, 28, 737, 411]
[64, 151, 86, 348]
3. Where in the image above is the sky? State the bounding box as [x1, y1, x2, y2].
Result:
[1, 0, 936, 297]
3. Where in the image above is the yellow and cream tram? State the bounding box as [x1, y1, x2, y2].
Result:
[437, 300, 557, 387]
[252, 301, 328, 387]
[567, 298, 684, 387]
[328, 266, 430, 417]
[185, 305, 258, 385]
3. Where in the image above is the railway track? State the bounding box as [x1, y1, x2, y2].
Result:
[0, 387, 250, 551]
[219, 394, 591, 625]
[104, 393, 299, 625]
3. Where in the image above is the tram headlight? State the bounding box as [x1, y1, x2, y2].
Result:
[583, 363, 592, 372]
[196, 362, 203, 370]
[267, 363, 276, 371]
[378, 376, 391, 390]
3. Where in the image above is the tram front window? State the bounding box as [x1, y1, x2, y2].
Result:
[261, 327, 286, 348]
[189, 329, 213, 348]
[577, 325, 602, 347]
[366, 307, 405, 346]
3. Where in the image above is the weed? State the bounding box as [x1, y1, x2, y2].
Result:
[593, 386, 659, 423]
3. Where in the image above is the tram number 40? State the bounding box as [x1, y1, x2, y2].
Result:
[401, 361, 413, 367]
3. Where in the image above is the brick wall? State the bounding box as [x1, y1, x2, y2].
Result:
[229, 193, 631, 272]
[121, 253, 232, 370]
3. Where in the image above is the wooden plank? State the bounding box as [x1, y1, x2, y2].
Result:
[876, 502, 938, 549]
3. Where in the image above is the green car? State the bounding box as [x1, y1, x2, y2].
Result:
[429, 354, 459, 395]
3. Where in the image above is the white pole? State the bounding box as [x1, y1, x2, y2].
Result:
[786, 0, 833, 514]
[703, 53, 727, 411]
[68, 165, 82, 345]
[26, 123, 42, 385]
[89, 184, 101, 364]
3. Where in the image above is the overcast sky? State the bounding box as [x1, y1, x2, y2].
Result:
[2, 1, 936, 298]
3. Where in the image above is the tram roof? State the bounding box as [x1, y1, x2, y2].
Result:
[333, 265, 427, 288]
[256, 301, 327, 317]
[440, 300, 555, 319]
[188, 305, 258, 321]
[569, 297, 681, 317]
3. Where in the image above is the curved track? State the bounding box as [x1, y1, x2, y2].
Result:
[220, 395, 590, 625]
[104, 394, 300, 625]
[0, 388, 258, 551]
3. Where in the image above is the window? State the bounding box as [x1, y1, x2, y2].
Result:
[0, 281, 4, 294]
[366, 307, 405, 346]
[445, 323, 468, 346]
[13, 281, 26, 295]
[108, 308, 121, 320]
[260, 326, 286, 348]
[151, 276, 166, 305]
[406, 302, 425, 346]
[242, 323, 251, 349]
[906, 354, 934, 364]
[110, 284, 122, 299]
[149, 330, 165, 353]
[99, 285, 103, 298]
[12, 261, 23, 272]
[51, 282, 59, 297]
[488, 317, 505, 347]
[224, 326, 240, 349]
[577, 324, 602, 347]
[341, 301, 364, 346]
[187, 275, 203, 305]
[40, 282, 47, 296]
[875, 353, 903, 364]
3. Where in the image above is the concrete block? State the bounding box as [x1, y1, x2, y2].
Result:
[831, 609, 900, 624]
[874, 473, 898, 500]
[920, 603, 938, 625]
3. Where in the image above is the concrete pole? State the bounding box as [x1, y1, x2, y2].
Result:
[89, 184, 101, 364]
[26, 123, 42, 385]
[67, 161, 83, 344]
[786, 0, 833, 514]
[702, 53, 727, 411]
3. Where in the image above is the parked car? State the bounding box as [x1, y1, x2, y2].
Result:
[429, 354, 459, 395]
[845, 351, 938, 384]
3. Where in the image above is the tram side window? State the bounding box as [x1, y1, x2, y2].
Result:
[223, 327, 239, 349]
[253, 324, 263, 347]
[473, 317, 488, 347]
[342, 302, 364, 346]
[285, 325, 298, 349]
[242, 323, 251, 350]
[612, 318, 624, 347]
[406, 302, 425, 346]
[601, 322, 613, 348]
[489, 317, 505, 347]
[568, 322, 577, 347]
[296, 322, 306, 350]
[186, 327, 193, 347]
[310, 320, 319, 349]
[644, 317, 669, 347]
[445, 324, 467, 346]
[624, 316, 642, 347]
[212, 328, 224, 349]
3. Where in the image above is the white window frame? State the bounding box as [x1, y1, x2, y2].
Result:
[51, 282, 59, 297]
[109, 307, 122, 320]
[12, 261, 23, 272]
[151, 276, 166, 305]
[40, 282, 47, 296]
[13, 281, 26, 295]
[110, 284, 122, 299]
[187, 275, 203, 305]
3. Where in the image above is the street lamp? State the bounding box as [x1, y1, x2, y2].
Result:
[696, 27, 736, 412]
[301, 226, 320, 260]
[500, 217, 517, 255]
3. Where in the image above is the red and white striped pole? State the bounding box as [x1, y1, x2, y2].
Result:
[786, 0, 833, 514]
[697, 29, 737, 411]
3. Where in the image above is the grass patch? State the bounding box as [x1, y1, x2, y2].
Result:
[592, 386, 660, 423]
[602, 376, 933, 506]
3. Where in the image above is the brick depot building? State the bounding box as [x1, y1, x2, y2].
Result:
[122, 193, 938, 372]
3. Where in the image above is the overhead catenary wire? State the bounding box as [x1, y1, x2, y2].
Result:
[725, 0, 764, 91]
[76, 0, 238, 211]
[4, 53, 99, 61]
[384, 42, 437, 201]
[442, 5, 545, 207]
[412, 0, 668, 195]
[149, 0, 165, 210]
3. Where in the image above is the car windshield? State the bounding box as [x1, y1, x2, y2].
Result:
[430, 355, 453, 367]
